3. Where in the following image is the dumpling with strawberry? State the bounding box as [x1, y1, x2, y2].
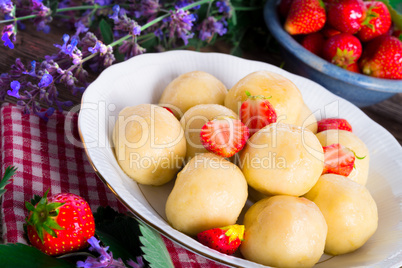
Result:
[316, 128, 369, 185]
[165, 153, 248, 236]
[224, 70, 304, 127]
[180, 104, 238, 161]
[240, 123, 324, 197]
[158, 71, 228, 118]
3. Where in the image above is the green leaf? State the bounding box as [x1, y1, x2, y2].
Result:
[49, 0, 59, 14]
[94, 206, 145, 265]
[99, 19, 114, 45]
[30, 194, 42, 206]
[0, 243, 75, 268]
[139, 222, 174, 268]
[0, 166, 17, 198]
[95, 229, 138, 264]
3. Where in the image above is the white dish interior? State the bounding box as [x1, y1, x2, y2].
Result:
[78, 50, 402, 267]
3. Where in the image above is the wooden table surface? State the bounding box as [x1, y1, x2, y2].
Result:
[1, 24, 401, 145]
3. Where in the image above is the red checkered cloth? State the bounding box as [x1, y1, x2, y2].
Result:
[0, 103, 227, 268]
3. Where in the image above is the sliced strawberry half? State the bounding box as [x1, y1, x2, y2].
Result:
[239, 91, 277, 137]
[322, 143, 355, 176]
[197, 224, 245, 255]
[317, 118, 352, 133]
[200, 117, 249, 158]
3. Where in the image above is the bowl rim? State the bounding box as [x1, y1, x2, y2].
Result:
[264, 0, 402, 93]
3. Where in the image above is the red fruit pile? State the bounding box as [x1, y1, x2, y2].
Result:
[279, 0, 402, 79]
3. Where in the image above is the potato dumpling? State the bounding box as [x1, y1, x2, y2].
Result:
[224, 70, 303, 125]
[295, 103, 318, 133]
[240, 195, 327, 268]
[240, 123, 324, 196]
[158, 71, 227, 118]
[304, 174, 378, 255]
[113, 104, 186, 186]
[180, 104, 237, 160]
[165, 153, 248, 236]
[316, 129, 370, 185]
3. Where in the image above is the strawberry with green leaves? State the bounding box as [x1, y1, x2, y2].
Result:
[322, 143, 355, 176]
[239, 91, 277, 136]
[197, 225, 245, 255]
[317, 118, 352, 132]
[360, 35, 402, 79]
[326, 0, 366, 34]
[200, 116, 249, 158]
[357, 1, 391, 42]
[322, 33, 362, 69]
[25, 190, 95, 256]
[284, 0, 326, 35]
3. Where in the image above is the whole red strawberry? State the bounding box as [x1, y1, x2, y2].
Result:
[197, 225, 244, 255]
[25, 190, 95, 256]
[326, 0, 366, 34]
[322, 143, 355, 176]
[301, 32, 325, 56]
[317, 118, 352, 132]
[284, 0, 326, 35]
[357, 1, 391, 42]
[200, 116, 249, 158]
[360, 35, 402, 79]
[239, 91, 277, 136]
[322, 33, 362, 69]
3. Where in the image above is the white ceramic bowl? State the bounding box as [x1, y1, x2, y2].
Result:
[78, 50, 402, 268]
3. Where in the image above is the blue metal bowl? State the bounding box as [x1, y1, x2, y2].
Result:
[264, 0, 402, 107]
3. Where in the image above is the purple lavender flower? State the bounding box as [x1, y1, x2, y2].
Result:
[75, 21, 89, 36]
[164, 8, 196, 45]
[35, 107, 55, 122]
[113, 13, 142, 36]
[76, 236, 136, 268]
[94, 0, 111, 6]
[118, 40, 146, 60]
[88, 40, 108, 55]
[176, 0, 200, 9]
[109, 5, 120, 22]
[23, 61, 37, 77]
[38, 73, 53, 87]
[30, 0, 50, 16]
[127, 257, 145, 268]
[1, 24, 15, 49]
[35, 19, 51, 33]
[198, 17, 227, 42]
[0, 0, 13, 14]
[133, 0, 160, 20]
[216, 0, 231, 14]
[54, 34, 82, 64]
[7, 81, 21, 99]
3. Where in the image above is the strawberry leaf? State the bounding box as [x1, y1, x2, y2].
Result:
[93, 206, 145, 266]
[0, 243, 75, 268]
[0, 166, 17, 198]
[139, 222, 174, 268]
